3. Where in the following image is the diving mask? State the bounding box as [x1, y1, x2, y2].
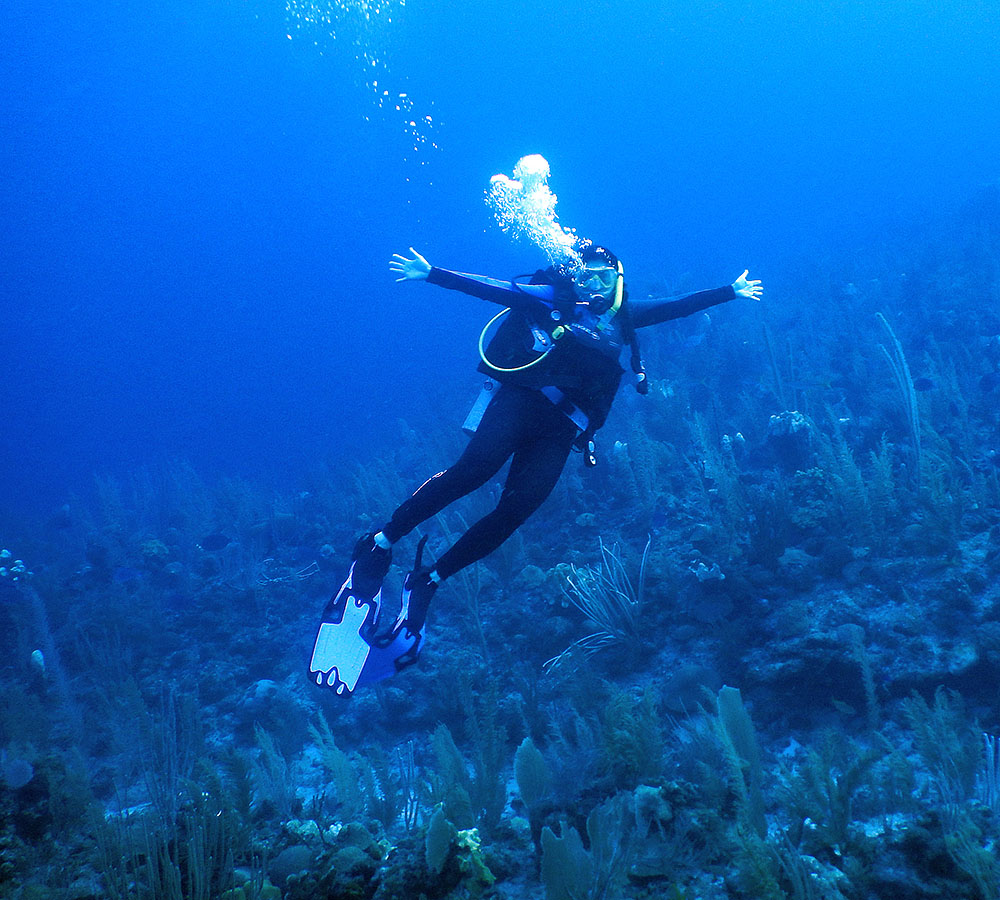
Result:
[574, 265, 619, 292]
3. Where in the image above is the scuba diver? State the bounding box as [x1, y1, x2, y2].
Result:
[308, 242, 762, 694]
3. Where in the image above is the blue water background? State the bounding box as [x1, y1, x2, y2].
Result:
[2, 0, 998, 517]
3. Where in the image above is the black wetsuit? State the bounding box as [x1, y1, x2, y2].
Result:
[381, 267, 736, 579]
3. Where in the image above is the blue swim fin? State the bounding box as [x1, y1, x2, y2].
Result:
[308, 535, 426, 695]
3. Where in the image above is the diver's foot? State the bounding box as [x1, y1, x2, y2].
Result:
[396, 567, 438, 636]
[350, 532, 392, 600]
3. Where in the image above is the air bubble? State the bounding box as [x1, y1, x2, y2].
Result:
[486, 155, 583, 270]
[284, 0, 440, 168]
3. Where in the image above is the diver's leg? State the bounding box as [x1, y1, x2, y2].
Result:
[380, 386, 529, 544]
[433, 406, 577, 580]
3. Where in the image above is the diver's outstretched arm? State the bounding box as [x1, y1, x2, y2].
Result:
[389, 249, 556, 310]
[390, 247, 432, 282]
[631, 270, 763, 328]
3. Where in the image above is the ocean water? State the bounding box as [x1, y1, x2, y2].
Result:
[3, 1, 1000, 897]
[4, 0, 997, 513]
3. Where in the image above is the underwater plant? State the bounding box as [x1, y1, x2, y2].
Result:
[544, 537, 650, 673]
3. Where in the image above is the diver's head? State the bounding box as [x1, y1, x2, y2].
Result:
[573, 244, 622, 309]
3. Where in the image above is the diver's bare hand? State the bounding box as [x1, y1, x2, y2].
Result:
[390, 248, 432, 282]
[732, 270, 763, 301]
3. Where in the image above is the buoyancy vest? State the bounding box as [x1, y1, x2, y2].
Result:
[477, 267, 644, 432]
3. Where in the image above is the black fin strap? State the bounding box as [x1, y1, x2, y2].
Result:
[412, 534, 429, 571]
